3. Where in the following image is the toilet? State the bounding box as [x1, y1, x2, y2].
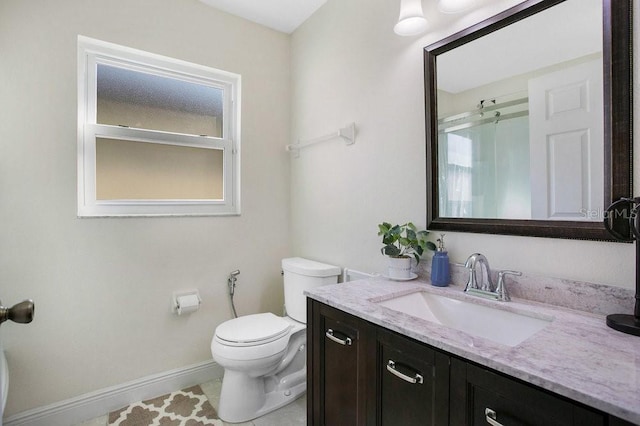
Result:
[211, 257, 340, 423]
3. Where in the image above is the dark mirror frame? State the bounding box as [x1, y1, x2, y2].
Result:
[424, 0, 632, 241]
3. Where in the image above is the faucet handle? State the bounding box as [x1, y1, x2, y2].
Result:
[496, 270, 522, 301]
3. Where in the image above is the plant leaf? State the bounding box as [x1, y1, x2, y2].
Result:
[378, 223, 390, 235]
[383, 245, 401, 256]
[382, 234, 397, 245]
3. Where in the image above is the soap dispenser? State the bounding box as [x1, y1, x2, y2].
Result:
[430, 234, 450, 287]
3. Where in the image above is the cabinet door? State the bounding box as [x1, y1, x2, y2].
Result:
[308, 300, 372, 426]
[375, 328, 449, 426]
[450, 359, 606, 426]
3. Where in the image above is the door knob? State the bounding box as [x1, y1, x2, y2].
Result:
[0, 300, 35, 325]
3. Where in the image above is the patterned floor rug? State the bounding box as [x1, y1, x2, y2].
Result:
[108, 385, 223, 425]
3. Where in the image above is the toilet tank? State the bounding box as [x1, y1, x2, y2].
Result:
[282, 257, 340, 323]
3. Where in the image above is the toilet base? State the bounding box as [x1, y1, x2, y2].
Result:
[217, 367, 306, 423]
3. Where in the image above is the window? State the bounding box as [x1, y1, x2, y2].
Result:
[77, 36, 241, 217]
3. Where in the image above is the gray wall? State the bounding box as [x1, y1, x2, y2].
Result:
[0, 0, 291, 416]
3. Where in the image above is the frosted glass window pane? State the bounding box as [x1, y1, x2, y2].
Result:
[96, 64, 224, 137]
[96, 138, 224, 200]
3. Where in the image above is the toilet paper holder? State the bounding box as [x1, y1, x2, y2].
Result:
[172, 291, 201, 315]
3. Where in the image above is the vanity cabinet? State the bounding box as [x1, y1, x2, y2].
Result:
[308, 299, 373, 425]
[308, 299, 636, 426]
[308, 300, 449, 426]
[375, 328, 449, 425]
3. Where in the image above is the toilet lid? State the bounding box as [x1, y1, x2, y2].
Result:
[215, 313, 291, 345]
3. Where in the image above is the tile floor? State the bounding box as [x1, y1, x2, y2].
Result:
[76, 378, 306, 426]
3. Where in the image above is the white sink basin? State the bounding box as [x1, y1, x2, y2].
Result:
[376, 291, 553, 347]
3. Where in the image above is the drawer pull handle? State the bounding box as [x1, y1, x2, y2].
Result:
[325, 328, 352, 346]
[386, 360, 423, 384]
[485, 408, 504, 426]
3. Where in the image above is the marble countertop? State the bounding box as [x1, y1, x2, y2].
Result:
[306, 278, 640, 424]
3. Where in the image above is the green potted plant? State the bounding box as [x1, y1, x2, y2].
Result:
[377, 222, 436, 279]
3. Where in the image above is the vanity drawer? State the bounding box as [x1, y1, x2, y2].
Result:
[451, 358, 606, 426]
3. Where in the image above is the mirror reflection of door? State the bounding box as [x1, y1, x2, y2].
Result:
[529, 59, 603, 221]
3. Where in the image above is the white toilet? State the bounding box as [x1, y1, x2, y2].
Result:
[211, 257, 340, 423]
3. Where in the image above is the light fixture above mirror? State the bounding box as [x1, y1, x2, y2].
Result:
[394, 0, 429, 36]
[395, 0, 479, 36]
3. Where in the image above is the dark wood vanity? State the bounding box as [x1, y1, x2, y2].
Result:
[307, 299, 636, 426]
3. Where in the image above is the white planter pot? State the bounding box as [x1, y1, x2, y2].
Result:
[387, 256, 412, 279]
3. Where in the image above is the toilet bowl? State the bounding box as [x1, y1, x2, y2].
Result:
[211, 257, 340, 423]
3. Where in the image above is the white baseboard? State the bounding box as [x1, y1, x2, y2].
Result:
[4, 360, 223, 426]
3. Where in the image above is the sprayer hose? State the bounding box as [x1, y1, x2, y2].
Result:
[230, 292, 238, 318]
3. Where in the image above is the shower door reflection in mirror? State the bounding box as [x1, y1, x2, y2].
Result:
[436, 0, 603, 221]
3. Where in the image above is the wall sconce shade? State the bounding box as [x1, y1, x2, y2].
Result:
[437, 0, 476, 14]
[394, 0, 428, 36]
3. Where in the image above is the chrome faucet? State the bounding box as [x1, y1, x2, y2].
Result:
[464, 253, 494, 292]
[464, 253, 521, 301]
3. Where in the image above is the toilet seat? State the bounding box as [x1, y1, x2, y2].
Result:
[215, 313, 292, 347]
[212, 314, 306, 363]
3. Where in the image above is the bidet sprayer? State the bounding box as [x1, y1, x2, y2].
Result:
[227, 270, 240, 318]
[228, 270, 240, 296]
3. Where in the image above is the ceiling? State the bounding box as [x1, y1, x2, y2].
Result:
[198, 0, 327, 34]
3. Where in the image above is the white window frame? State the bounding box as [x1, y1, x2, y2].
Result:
[77, 36, 241, 217]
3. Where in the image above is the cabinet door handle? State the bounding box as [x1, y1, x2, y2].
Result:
[386, 360, 423, 384]
[325, 328, 352, 346]
[485, 408, 504, 426]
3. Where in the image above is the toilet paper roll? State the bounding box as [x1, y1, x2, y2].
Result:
[176, 294, 200, 315]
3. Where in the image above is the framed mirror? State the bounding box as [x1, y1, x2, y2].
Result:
[424, 0, 632, 240]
